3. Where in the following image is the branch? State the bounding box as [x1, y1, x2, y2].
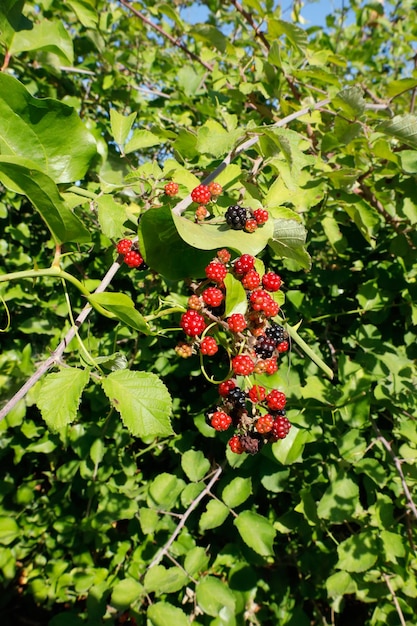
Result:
[372, 420, 417, 521]
[382, 572, 407, 626]
[145, 465, 223, 571]
[229, 0, 270, 51]
[0, 258, 123, 423]
[118, 0, 213, 72]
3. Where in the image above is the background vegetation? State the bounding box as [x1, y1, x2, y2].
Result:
[1, 0, 417, 624]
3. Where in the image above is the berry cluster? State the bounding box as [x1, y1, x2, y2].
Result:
[116, 240, 148, 269]
[177, 249, 291, 455]
[225, 205, 269, 233]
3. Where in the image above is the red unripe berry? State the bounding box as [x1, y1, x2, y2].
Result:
[180, 310, 206, 337]
[232, 354, 255, 376]
[202, 287, 224, 308]
[164, 181, 179, 196]
[200, 336, 218, 356]
[264, 357, 278, 375]
[191, 184, 211, 204]
[211, 411, 232, 431]
[187, 294, 202, 310]
[205, 261, 228, 283]
[277, 340, 289, 353]
[124, 250, 144, 268]
[116, 239, 133, 255]
[249, 289, 270, 311]
[218, 379, 236, 397]
[241, 269, 261, 290]
[217, 248, 231, 264]
[253, 208, 269, 224]
[263, 299, 279, 318]
[244, 218, 258, 233]
[227, 314, 247, 333]
[234, 254, 255, 274]
[228, 434, 244, 454]
[262, 272, 282, 292]
[248, 385, 266, 403]
[195, 205, 209, 221]
[255, 414, 274, 434]
[208, 182, 223, 196]
[266, 389, 287, 411]
[271, 415, 291, 440]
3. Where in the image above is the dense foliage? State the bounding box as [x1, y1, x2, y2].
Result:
[1, 1, 417, 624]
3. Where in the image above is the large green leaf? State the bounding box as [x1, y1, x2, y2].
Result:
[336, 532, 379, 573]
[234, 510, 276, 556]
[0, 1, 31, 48]
[111, 579, 144, 610]
[147, 602, 190, 626]
[268, 218, 311, 269]
[9, 19, 74, 64]
[37, 368, 90, 431]
[196, 576, 236, 617]
[87, 293, 152, 334]
[0, 74, 96, 183]
[0, 157, 91, 243]
[377, 114, 417, 149]
[101, 370, 173, 438]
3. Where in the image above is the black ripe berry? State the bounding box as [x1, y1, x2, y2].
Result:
[225, 205, 249, 230]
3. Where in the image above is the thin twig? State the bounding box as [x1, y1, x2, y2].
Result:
[229, 0, 270, 51]
[0, 259, 123, 423]
[372, 420, 417, 521]
[145, 465, 223, 571]
[118, 0, 213, 72]
[382, 572, 407, 626]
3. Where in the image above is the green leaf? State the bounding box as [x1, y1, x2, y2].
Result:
[199, 500, 230, 531]
[0, 157, 91, 243]
[317, 475, 361, 523]
[326, 571, 357, 598]
[124, 129, 162, 153]
[0, 1, 31, 48]
[110, 109, 137, 147]
[234, 511, 276, 556]
[196, 120, 243, 157]
[399, 149, 417, 173]
[111, 578, 144, 610]
[196, 576, 236, 617]
[337, 532, 379, 573]
[0, 74, 96, 183]
[190, 24, 230, 53]
[147, 602, 190, 626]
[37, 368, 90, 431]
[184, 547, 210, 578]
[271, 425, 309, 465]
[144, 565, 188, 594]
[332, 86, 366, 120]
[224, 273, 248, 317]
[87, 292, 151, 334]
[0, 517, 19, 545]
[267, 19, 307, 51]
[67, 0, 98, 29]
[181, 449, 210, 482]
[268, 218, 311, 269]
[9, 19, 74, 64]
[222, 477, 252, 508]
[102, 370, 173, 439]
[95, 195, 129, 241]
[386, 78, 417, 99]
[377, 114, 417, 149]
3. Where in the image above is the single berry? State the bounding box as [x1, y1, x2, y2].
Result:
[248, 385, 266, 403]
[234, 254, 255, 274]
[277, 340, 289, 353]
[124, 250, 145, 268]
[262, 272, 282, 292]
[228, 434, 244, 454]
[240, 433, 263, 454]
[255, 335, 277, 359]
[244, 218, 258, 233]
[202, 287, 224, 308]
[271, 415, 291, 440]
[251, 325, 266, 338]
[232, 354, 255, 376]
[205, 261, 228, 283]
[175, 342, 193, 358]
[227, 387, 247, 408]
[253, 208, 269, 224]
[265, 322, 285, 344]
[164, 182, 179, 196]
[195, 205, 209, 221]
[200, 336, 218, 356]
[255, 414, 274, 434]
[263, 298, 279, 318]
[227, 314, 247, 333]
[219, 379, 236, 397]
[266, 389, 287, 411]
[180, 310, 206, 337]
[116, 239, 133, 255]
[249, 289, 271, 312]
[217, 248, 231, 264]
[242, 269, 261, 290]
[211, 411, 232, 431]
[208, 181, 223, 196]
[187, 294, 202, 310]
[191, 184, 211, 204]
[264, 357, 278, 375]
[225, 205, 248, 230]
